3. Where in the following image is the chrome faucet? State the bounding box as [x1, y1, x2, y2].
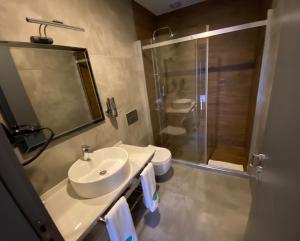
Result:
[81, 145, 92, 161]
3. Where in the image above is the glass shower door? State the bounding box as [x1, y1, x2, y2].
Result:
[196, 38, 209, 164]
[143, 37, 209, 164]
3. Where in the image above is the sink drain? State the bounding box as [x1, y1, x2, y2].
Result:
[99, 170, 107, 175]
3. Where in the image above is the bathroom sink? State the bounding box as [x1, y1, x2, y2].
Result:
[171, 98, 193, 109]
[68, 147, 130, 198]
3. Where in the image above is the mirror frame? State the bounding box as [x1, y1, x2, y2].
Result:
[0, 41, 105, 151]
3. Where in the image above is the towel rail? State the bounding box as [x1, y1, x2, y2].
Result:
[97, 162, 151, 224]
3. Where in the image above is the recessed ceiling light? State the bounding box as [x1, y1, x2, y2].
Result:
[170, 1, 182, 9]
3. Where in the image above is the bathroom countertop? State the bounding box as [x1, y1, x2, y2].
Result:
[41, 144, 154, 241]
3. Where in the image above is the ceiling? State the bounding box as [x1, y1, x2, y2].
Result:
[135, 0, 207, 16]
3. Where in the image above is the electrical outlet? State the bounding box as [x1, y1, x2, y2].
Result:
[126, 109, 138, 125]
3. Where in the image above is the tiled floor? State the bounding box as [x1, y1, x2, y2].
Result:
[132, 163, 251, 241]
[84, 163, 251, 241]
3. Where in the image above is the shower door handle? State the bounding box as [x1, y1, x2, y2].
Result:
[162, 85, 166, 97]
[200, 95, 206, 111]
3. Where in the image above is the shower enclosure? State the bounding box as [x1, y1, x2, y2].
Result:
[142, 33, 212, 164]
[141, 18, 268, 168]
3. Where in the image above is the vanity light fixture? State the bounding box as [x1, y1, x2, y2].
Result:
[26, 17, 85, 44]
[26, 17, 85, 31]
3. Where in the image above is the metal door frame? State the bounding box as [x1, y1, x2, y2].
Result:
[142, 19, 267, 50]
[0, 125, 64, 241]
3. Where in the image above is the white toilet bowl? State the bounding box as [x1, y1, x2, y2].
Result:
[148, 145, 172, 176]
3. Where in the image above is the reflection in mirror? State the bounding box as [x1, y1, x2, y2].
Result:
[0, 43, 104, 153]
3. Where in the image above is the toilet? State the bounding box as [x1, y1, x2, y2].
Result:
[148, 145, 172, 176]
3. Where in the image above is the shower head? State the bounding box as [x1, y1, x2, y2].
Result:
[152, 26, 175, 41]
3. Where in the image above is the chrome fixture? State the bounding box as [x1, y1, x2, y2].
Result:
[106, 97, 118, 118]
[81, 145, 92, 161]
[26, 17, 85, 44]
[249, 153, 268, 182]
[26, 17, 85, 32]
[152, 26, 175, 41]
[99, 170, 107, 176]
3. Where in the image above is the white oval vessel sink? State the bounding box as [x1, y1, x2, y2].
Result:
[68, 147, 130, 198]
[172, 98, 192, 109]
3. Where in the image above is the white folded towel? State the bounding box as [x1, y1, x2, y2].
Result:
[140, 163, 158, 212]
[105, 197, 138, 241]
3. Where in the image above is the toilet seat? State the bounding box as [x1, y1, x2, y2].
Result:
[148, 145, 172, 176]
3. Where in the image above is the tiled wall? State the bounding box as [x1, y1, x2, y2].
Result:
[131, 1, 157, 40]
[158, 0, 271, 32]
[0, 0, 153, 194]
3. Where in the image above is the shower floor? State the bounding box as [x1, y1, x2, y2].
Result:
[208, 159, 244, 171]
[165, 141, 247, 171]
[210, 145, 247, 171]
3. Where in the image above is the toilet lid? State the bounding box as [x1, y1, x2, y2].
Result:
[148, 145, 172, 164]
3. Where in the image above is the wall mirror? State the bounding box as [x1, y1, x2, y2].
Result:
[0, 42, 104, 153]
